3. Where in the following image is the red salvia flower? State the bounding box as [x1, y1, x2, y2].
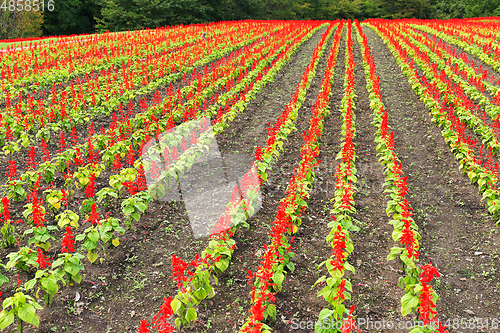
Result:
[88, 122, 95, 136]
[85, 173, 96, 198]
[245, 270, 253, 285]
[1, 197, 10, 221]
[26, 146, 37, 170]
[36, 248, 51, 269]
[138, 320, 150, 333]
[5, 126, 13, 141]
[87, 139, 97, 164]
[396, 176, 408, 196]
[6, 160, 17, 179]
[122, 181, 138, 196]
[418, 281, 438, 325]
[41, 138, 50, 162]
[250, 299, 264, 322]
[170, 254, 188, 290]
[112, 154, 123, 173]
[74, 148, 84, 166]
[32, 197, 45, 228]
[332, 279, 347, 302]
[170, 146, 178, 161]
[419, 263, 439, 284]
[58, 131, 66, 153]
[61, 227, 75, 253]
[255, 145, 263, 161]
[341, 305, 360, 333]
[152, 297, 175, 333]
[136, 165, 147, 191]
[126, 146, 135, 166]
[149, 161, 161, 180]
[70, 126, 78, 146]
[87, 203, 101, 225]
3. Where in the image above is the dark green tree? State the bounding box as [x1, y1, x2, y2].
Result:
[96, 0, 211, 32]
[42, 0, 101, 35]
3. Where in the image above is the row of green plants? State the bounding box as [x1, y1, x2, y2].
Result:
[312, 20, 360, 333]
[395, 24, 500, 153]
[412, 22, 500, 74]
[0, 23, 275, 152]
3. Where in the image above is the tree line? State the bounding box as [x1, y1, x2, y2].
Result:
[1, 0, 499, 40]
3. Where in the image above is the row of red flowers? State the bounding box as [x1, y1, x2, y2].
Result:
[311, 20, 361, 333]
[359, 19, 449, 332]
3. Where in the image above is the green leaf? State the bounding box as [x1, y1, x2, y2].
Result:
[185, 307, 197, 322]
[88, 230, 99, 243]
[170, 298, 182, 314]
[401, 293, 419, 316]
[265, 304, 276, 320]
[0, 310, 14, 330]
[135, 202, 147, 213]
[18, 304, 39, 327]
[73, 273, 83, 284]
[41, 277, 59, 295]
[122, 206, 135, 216]
[24, 278, 37, 291]
[87, 252, 98, 264]
[387, 247, 403, 261]
[0, 275, 8, 287]
[64, 265, 80, 277]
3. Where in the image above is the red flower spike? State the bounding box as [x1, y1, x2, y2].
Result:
[255, 145, 263, 161]
[70, 126, 78, 146]
[138, 320, 150, 333]
[41, 138, 50, 162]
[136, 165, 147, 191]
[87, 203, 101, 225]
[1, 197, 10, 221]
[418, 282, 438, 325]
[126, 146, 135, 166]
[250, 299, 264, 322]
[61, 227, 75, 253]
[6, 160, 17, 179]
[85, 173, 96, 198]
[112, 154, 123, 173]
[36, 248, 51, 269]
[419, 263, 439, 284]
[151, 297, 175, 332]
[32, 197, 45, 228]
[58, 131, 66, 153]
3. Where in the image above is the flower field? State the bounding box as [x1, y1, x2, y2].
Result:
[0, 18, 499, 333]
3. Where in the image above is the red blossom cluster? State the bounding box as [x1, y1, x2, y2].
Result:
[87, 203, 101, 225]
[85, 173, 96, 198]
[36, 248, 51, 269]
[61, 227, 75, 253]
